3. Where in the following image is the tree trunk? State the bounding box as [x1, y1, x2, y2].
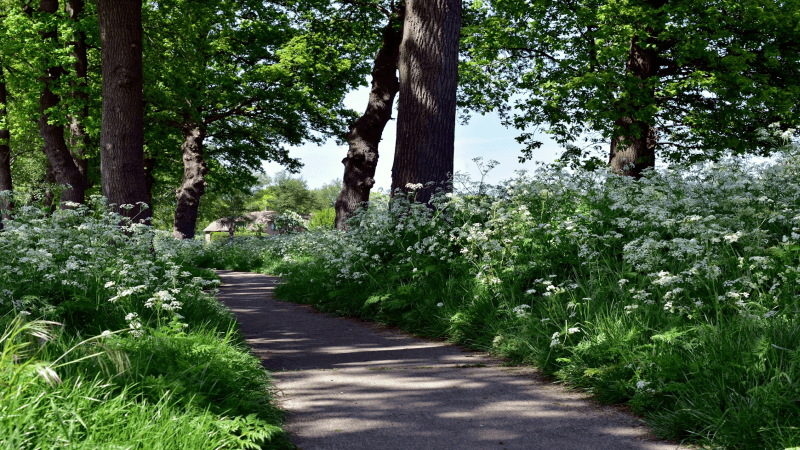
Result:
[173, 123, 208, 240]
[97, 0, 151, 224]
[38, 0, 86, 207]
[390, 0, 461, 205]
[335, 8, 405, 229]
[608, 117, 656, 178]
[66, 0, 90, 188]
[0, 66, 12, 224]
[143, 155, 155, 208]
[608, 22, 662, 177]
[43, 159, 57, 212]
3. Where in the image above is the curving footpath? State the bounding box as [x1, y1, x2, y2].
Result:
[215, 270, 685, 450]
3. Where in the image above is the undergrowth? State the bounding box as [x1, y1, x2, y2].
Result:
[0, 197, 293, 449]
[185, 156, 800, 450]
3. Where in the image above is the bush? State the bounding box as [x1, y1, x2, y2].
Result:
[308, 207, 335, 230]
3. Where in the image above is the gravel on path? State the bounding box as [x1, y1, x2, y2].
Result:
[215, 270, 686, 450]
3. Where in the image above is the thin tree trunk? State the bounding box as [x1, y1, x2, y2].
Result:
[43, 159, 57, 212]
[98, 0, 151, 224]
[38, 0, 86, 207]
[143, 155, 155, 208]
[66, 0, 90, 188]
[390, 0, 461, 205]
[0, 65, 12, 224]
[335, 8, 404, 229]
[608, 21, 662, 177]
[173, 123, 208, 240]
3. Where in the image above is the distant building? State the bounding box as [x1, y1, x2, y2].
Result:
[203, 211, 279, 242]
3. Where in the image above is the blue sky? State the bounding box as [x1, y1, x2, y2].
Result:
[263, 85, 564, 190]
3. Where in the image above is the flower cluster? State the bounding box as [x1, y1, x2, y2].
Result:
[0, 195, 219, 334]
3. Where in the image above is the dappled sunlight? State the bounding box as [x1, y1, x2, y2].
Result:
[277, 363, 661, 449]
[316, 343, 448, 354]
[216, 270, 682, 450]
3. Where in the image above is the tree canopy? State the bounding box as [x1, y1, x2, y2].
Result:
[2, 0, 799, 230]
[460, 0, 800, 171]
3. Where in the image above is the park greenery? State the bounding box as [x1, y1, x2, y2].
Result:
[0, 198, 292, 449]
[2, 0, 800, 448]
[151, 170, 340, 233]
[185, 154, 800, 450]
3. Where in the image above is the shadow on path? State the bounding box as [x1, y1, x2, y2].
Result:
[216, 270, 684, 450]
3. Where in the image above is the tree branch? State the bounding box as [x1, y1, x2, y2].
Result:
[203, 98, 257, 125]
[340, 0, 393, 19]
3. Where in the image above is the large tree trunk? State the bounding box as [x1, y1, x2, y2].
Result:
[608, 117, 656, 178]
[173, 124, 208, 240]
[390, 0, 461, 205]
[37, 0, 86, 207]
[0, 66, 12, 225]
[97, 0, 151, 224]
[608, 21, 662, 177]
[66, 0, 90, 188]
[335, 8, 405, 229]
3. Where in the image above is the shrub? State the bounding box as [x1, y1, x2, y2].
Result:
[308, 207, 335, 230]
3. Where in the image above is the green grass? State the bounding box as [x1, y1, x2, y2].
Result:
[0, 197, 293, 449]
[185, 157, 800, 450]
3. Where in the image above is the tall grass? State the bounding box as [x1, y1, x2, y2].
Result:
[186, 156, 800, 449]
[0, 196, 292, 449]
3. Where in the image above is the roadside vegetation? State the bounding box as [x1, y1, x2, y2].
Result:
[0, 196, 292, 449]
[188, 156, 800, 450]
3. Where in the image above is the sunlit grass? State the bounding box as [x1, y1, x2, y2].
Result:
[187, 155, 800, 449]
[0, 197, 292, 449]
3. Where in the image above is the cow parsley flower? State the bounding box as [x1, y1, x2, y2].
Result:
[512, 305, 531, 318]
[550, 332, 561, 347]
[724, 231, 743, 243]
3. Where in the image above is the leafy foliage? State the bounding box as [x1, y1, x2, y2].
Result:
[188, 155, 800, 449]
[460, 0, 800, 165]
[308, 207, 336, 230]
[0, 198, 292, 449]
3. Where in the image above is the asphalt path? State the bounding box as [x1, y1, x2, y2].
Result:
[215, 270, 685, 450]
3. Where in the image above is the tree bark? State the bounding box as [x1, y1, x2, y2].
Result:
[43, 159, 57, 212]
[37, 0, 86, 207]
[0, 65, 12, 224]
[390, 0, 461, 205]
[173, 123, 209, 240]
[335, 8, 404, 229]
[143, 155, 155, 208]
[98, 0, 151, 224]
[608, 14, 663, 177]
[66, 0, 90, 188]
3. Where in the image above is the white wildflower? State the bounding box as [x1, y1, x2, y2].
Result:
[723, 231, 743, 243]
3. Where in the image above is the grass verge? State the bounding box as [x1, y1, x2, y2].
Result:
[188, 157, 800, 449]
[0, 197, 293, 449]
